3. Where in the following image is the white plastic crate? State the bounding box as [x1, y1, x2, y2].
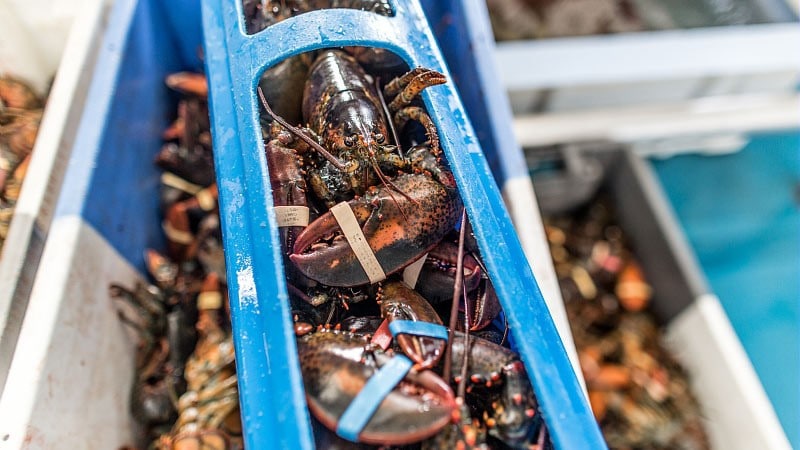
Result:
[0, 0, 109, 393]
[0, 0, 205, 446]
[514, 148, 792, 450]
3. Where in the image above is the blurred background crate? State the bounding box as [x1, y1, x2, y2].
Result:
[0, 0, 204, 447]
[0, 0, 109, 393]
[650, 137, 800, 448]
[428, 0, 798, 448]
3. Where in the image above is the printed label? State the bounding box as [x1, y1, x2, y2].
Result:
[274, 205, 310, 227]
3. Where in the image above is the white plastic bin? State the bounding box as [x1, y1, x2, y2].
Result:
[0, 0, 204, 446]
[0, 0, 109, 393]
[520, 147, 792, 450]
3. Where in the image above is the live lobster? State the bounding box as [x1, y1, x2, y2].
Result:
[264, 48, 462, 288]
[259, 43, 548, 447]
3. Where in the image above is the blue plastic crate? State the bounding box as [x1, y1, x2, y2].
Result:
[201, 1, 604, 449]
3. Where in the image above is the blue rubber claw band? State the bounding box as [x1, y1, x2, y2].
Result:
[389, 320, 449, 341]
[336, 355, 414, 442]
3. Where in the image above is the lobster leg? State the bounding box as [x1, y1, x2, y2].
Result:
[383, 68, 446, 112]
[378, 281, 446, 369]
[394, 106, 440, 156]
[446, 334, 541, 447]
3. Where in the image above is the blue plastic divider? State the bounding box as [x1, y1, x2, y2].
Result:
[57, 0, 205, 275]
[200, 1, 604, 448]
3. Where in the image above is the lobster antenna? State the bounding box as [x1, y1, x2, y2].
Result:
[369, 159, 411, 222]
[257, 87, 346, 171]
[458, 278, 470, 399]
[443, 207, 468, 383]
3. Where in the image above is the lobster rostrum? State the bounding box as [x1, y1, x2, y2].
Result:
[262, 49, 462, 287]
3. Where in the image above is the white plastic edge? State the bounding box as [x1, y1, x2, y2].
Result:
[501, 176, 586, 396]
[0, 216, 139, 449]
[0, 0, 109, 391]
[665, 293, 792, 450]
[512, 93, 800, 149]
[0, 0, 82, 95]
[495, 23, 800, 90]
[0, 217, 82, 447]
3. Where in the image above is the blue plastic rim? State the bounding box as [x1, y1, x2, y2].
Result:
[201, 1, 604, 448]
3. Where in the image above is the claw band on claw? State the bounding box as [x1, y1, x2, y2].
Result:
[330, 201, 386, 284]
[336, 355, 414, 442]
[402, 254, 427, 288]
[389, 320, 449, 341]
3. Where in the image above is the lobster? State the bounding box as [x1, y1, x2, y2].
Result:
[295, 325, 457, 445]
[109, 264, 197, 439]
[293, 310, 544, 448]
[154, 273, 243, 450]
[262, 49, 462, 287]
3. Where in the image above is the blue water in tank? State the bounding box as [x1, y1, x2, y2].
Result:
[650, 133, 800, 448]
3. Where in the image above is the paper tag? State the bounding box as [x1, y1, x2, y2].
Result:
[196, 187, 217, 211]
[161, 172, 203, 195]
[197, 291, 223, 310]
[402, 253, 427, 288]
[274, 205, 309, 227]
[330, 202, 386, 284]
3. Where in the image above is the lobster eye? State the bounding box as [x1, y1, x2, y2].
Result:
[374, 133, 385, 144]
[344, 136, 355, 147]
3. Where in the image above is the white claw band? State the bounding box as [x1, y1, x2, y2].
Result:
[197, 291, 223, 310]
[162, 221, 194, 245]
[161, 172, 203, 195]
[196, 187, 217, 211]
[274, 205, 309, 227]
[330, 201, 386, 284]
[402, 253, 428, 288]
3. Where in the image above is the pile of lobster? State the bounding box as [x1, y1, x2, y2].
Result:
[243, 2, 550, 448]
[111, 2, 551, 448]
[258, 49, 546, 450]
[0, 76, 43, 250]
[110, 72, 243, 449]
[544, 197, 710, 450]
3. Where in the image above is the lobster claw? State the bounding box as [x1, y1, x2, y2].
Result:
[291, 173, 461, 287]
[414, 241, 501, 331]
[298, 329, 456, 445]
[379, 281, 445, 369]
[415, 241, 483, 306]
